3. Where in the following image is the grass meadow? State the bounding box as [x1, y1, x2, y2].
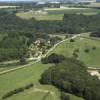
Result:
[52, 36, 100, 67]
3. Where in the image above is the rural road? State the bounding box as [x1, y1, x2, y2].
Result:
[0, 34, 80, 75]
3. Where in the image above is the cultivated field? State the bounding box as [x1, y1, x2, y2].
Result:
[0, 6, 16, 9]
[16, 8, 100, 20]
[45, 7, 89, 10]
[46, 8, 100, 15]
[90, 3, 100, 8]
[16, 10, 63, 20]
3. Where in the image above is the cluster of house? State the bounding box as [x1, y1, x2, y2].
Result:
[28, 38, 51, 60]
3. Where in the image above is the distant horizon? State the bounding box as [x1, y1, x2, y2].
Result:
[0, 0, 36, 2]
[0, 0, 100, 2]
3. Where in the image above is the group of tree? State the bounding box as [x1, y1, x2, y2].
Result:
[90, 29, 100, 38]
[40, 57, 100, 100]
[41, 53, 66, 64]
[0, 34, 28, 62]
[2, 83, 34, 99]
[61, 92, 70, 100]
[50, 36, 62, 45]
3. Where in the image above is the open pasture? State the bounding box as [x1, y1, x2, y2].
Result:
[52, 36, 100, 68]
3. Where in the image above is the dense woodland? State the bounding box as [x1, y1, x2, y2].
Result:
[40, 56, 100, 100]
[0, 9, 100, 61]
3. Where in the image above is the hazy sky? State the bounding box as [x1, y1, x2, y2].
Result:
[0, 0, 35, 1]
[0, 0, 99, 2]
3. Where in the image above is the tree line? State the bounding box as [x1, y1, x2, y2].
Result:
[2, 83, 34, 99]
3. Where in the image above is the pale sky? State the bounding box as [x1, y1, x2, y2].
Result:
[0, 0, 99, 2]
[0, 0, 35, 1]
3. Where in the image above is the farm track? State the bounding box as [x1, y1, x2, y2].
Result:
[0, 34, 80, 75]
[32, 87, 56, 100]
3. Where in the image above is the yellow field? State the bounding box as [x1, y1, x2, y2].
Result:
[0, 6, 16, 9]
[44, 7, 90, 11]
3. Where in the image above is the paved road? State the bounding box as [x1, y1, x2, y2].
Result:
[0, 34, 80, 75]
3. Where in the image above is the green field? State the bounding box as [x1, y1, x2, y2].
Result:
[5, 85, 60, 100]
[16, 10, 63, 20]
[16, 8, 100, 20]
[0, 62, 83, 100]
[46, 8, 100, 15]
[0, 62, 52, 99]
[52, 36, 100, 68]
